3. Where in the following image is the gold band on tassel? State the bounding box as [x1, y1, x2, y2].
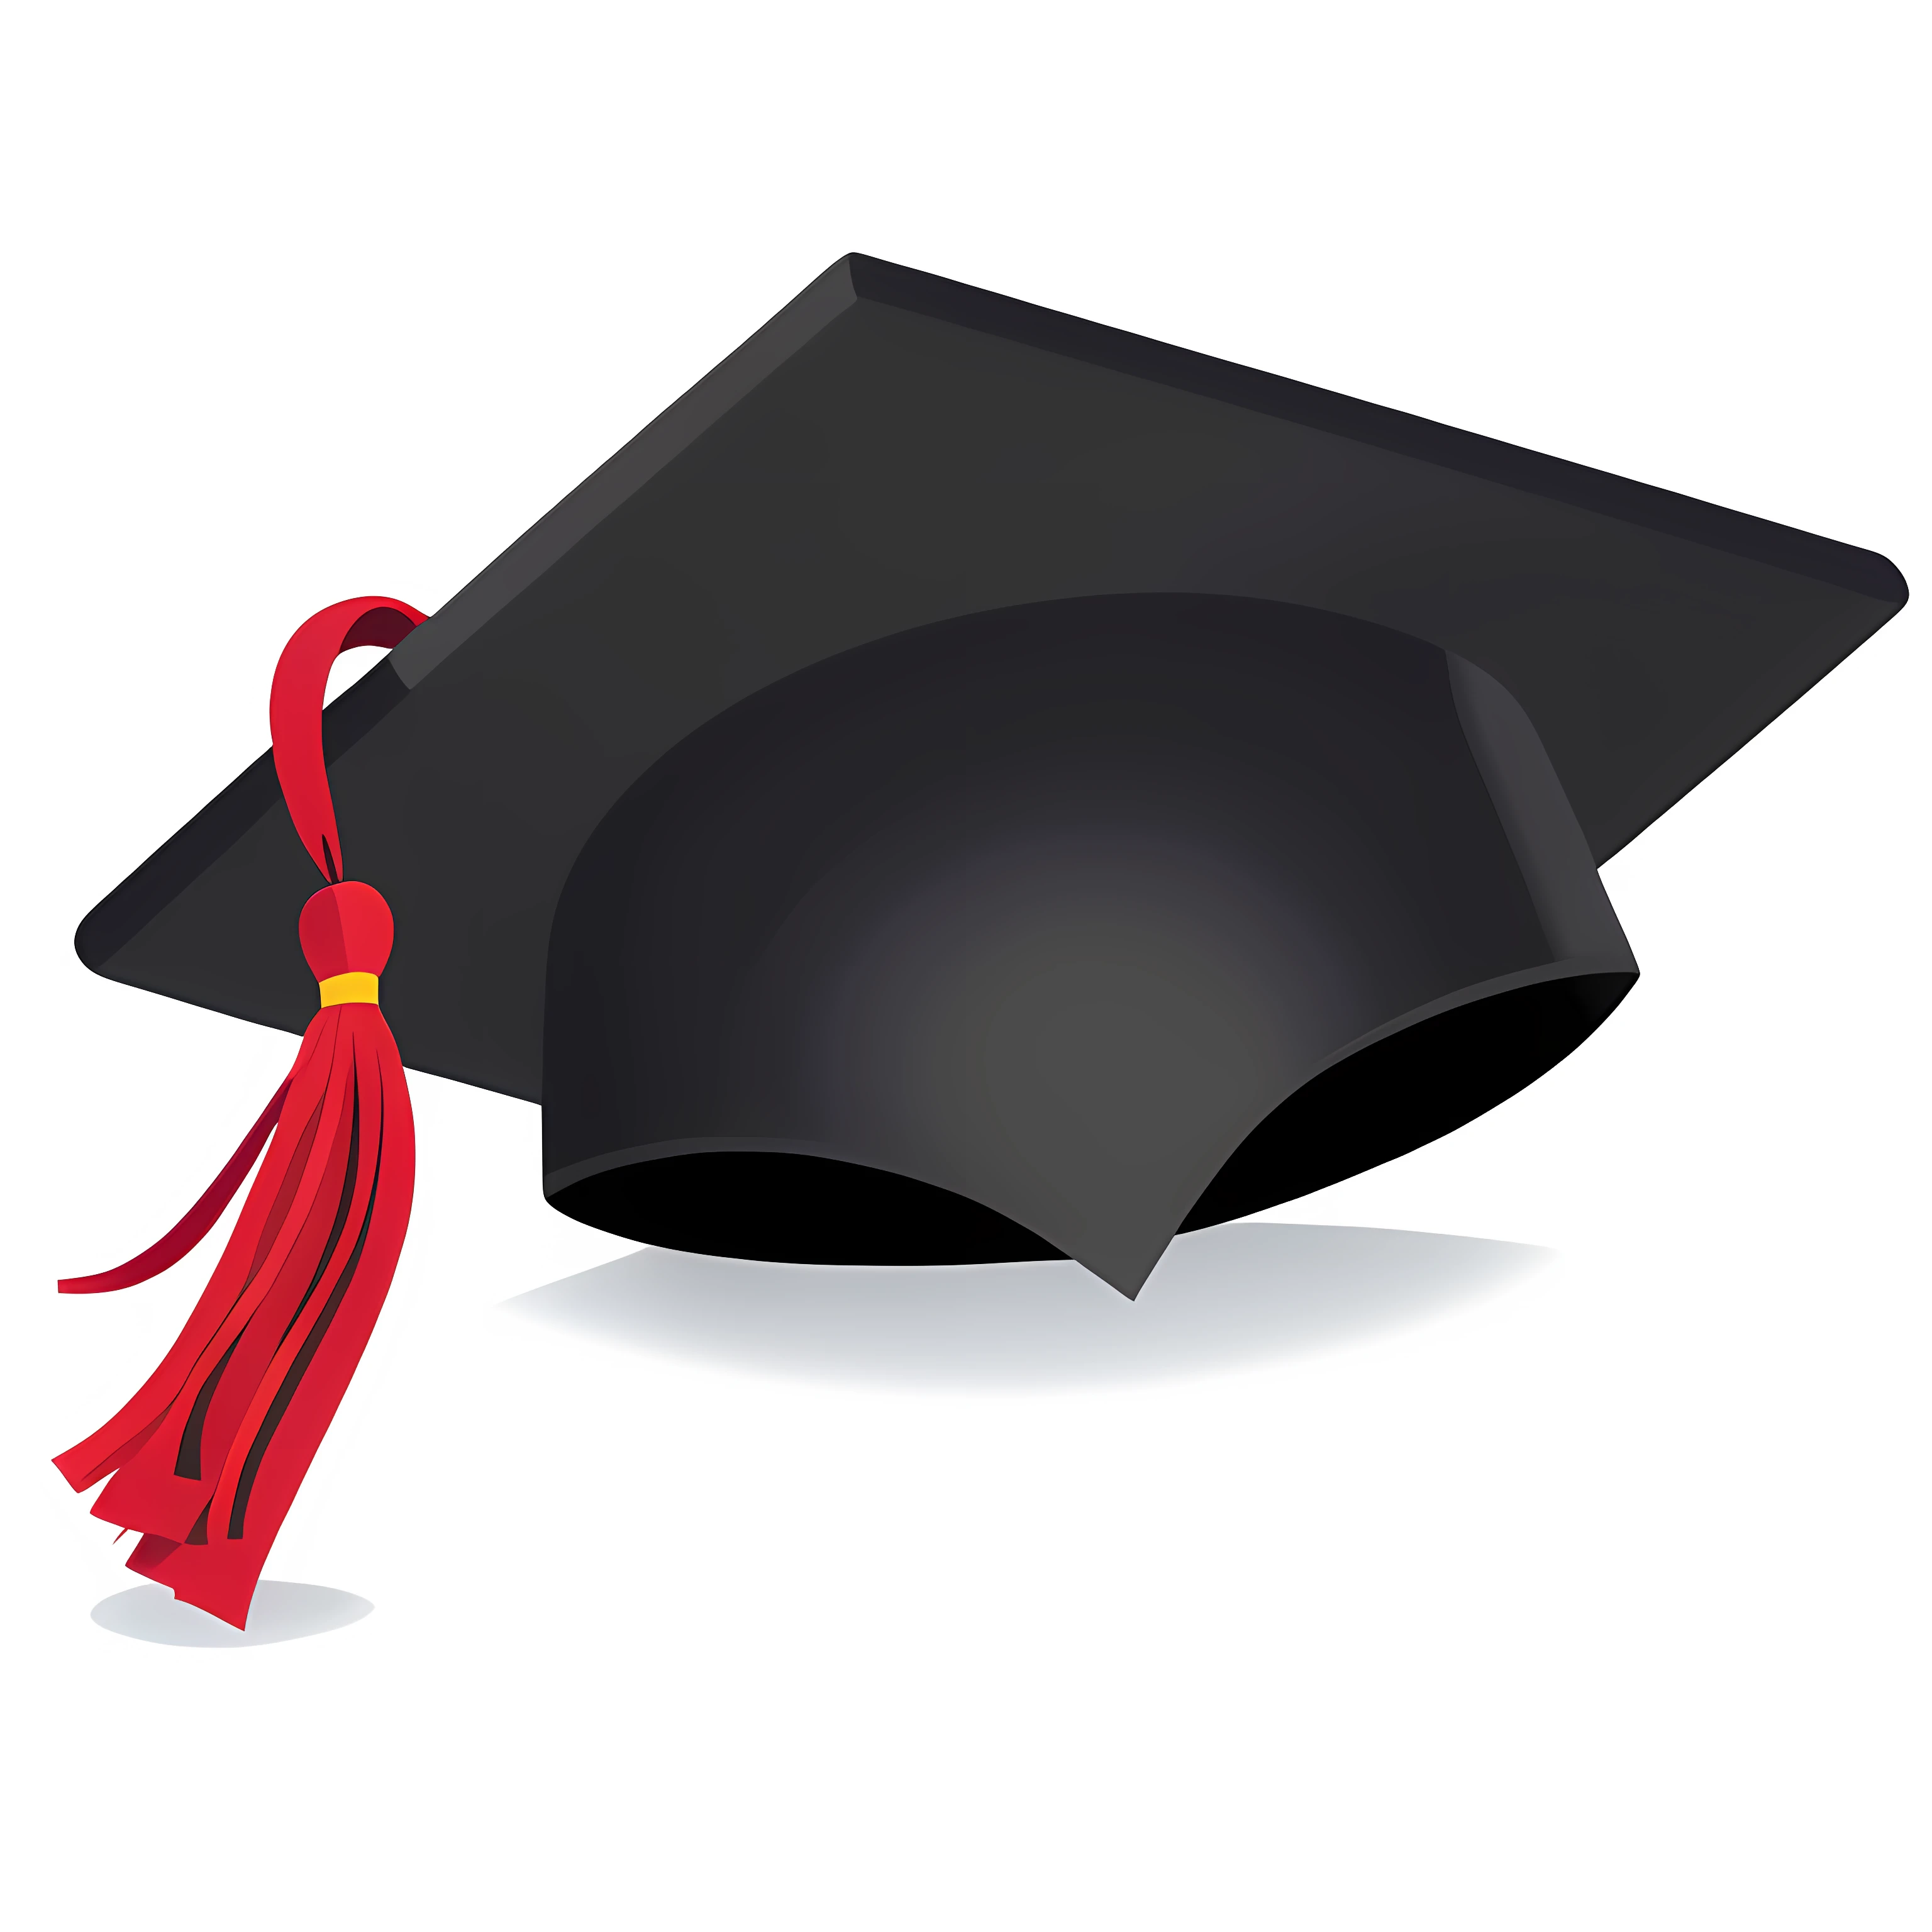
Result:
[318, 971, 380, 1008]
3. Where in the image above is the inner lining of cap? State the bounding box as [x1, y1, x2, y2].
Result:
[549, 1152, 1064, 1265]
[1178, 970, 1633, 1231]
[546, 971, 1632, 1269]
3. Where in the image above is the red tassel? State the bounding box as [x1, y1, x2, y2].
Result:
[56, 597, 426, 1629]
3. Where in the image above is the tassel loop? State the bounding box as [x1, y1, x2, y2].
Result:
[270, 597, 426, 882]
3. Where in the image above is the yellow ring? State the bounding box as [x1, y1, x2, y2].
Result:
[318, 971, 380, 1008]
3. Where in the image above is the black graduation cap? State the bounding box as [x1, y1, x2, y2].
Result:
[79, 255, 1907, 1296]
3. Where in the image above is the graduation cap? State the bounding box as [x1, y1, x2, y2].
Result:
[58, 255, 1906, 1623]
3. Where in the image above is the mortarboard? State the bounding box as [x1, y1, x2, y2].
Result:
[57, 255, 1907, 1623]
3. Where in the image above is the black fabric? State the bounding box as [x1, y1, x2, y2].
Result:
[549, 972, 1632, 1269]
[74, 257, 1898, 1104]
[541, 596, 1636, 1293]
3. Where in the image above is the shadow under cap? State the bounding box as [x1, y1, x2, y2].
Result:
[506, 1219, 1552, 1390]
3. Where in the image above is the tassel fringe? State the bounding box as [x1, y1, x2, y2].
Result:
[54, 1004, 414, 1628]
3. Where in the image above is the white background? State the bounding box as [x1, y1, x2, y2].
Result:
[3, 3, 1926, 1925]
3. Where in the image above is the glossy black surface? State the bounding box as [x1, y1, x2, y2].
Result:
[542, 597, 1635, 1292]
[79, 255, 1899, 1105]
